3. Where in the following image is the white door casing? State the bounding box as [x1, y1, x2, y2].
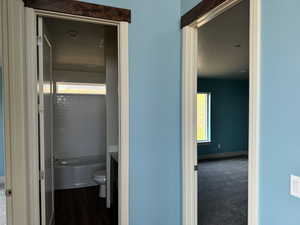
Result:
[1, 0, 29, 225]
[182, 26, 198, 225]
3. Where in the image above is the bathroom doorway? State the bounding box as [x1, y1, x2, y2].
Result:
[24, 11, 130, 225]
[38, 16, 119, 225]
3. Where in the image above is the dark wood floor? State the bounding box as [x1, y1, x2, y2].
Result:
[55, 186, 118, 225]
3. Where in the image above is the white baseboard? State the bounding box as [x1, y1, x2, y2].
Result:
[198, 151, 248, 161]
[0, 176, 5, 184]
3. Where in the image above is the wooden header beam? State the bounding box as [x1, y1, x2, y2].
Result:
[181, 0, 227, 28]
[24, 0, 131, 23]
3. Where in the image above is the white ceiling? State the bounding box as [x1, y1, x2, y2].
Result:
[45, 18, 107, 73]
[197, 0, 249, 79]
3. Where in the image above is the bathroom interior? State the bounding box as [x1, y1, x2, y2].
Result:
[40, 17, 119, 225]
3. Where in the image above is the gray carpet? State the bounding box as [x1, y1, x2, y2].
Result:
[198, 157, 248, 225]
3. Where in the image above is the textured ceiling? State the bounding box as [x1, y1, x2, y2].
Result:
[46, 18, 106, 73]
[198, 0, 249, 79]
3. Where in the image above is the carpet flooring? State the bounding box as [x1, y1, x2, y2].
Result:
[198, 157, 248, 225]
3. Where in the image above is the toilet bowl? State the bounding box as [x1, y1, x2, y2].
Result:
[93, 170, 107, 198]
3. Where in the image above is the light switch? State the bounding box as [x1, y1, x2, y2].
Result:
[290, 175, 300, 199]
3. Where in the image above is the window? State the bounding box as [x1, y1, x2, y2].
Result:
[56, 82, 106, 95]
[197, 93, 211, 143]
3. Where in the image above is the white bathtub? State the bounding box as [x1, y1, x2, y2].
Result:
[54, 155, 105, 190]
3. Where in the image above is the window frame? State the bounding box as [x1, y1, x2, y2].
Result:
[55, 82, 107, 95]
[196, 92, 211, 144]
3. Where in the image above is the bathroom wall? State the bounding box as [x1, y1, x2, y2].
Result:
[49, 19, 109, 160]
[54, 92, 106, 159]
[53, 69, 107, 159]
[54, 70, 105, 84]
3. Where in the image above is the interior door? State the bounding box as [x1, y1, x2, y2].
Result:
[37, 16, 55, 225]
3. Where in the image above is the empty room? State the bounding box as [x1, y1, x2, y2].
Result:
[196, 1, 249, 224]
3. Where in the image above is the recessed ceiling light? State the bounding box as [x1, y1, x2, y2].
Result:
[67, 30, 78, 39]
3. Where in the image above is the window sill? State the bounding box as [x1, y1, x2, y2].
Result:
[197, 141, 212, 146]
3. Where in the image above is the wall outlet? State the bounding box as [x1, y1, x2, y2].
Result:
[217, 144, 221, 150]
[290, 175, 300, 199]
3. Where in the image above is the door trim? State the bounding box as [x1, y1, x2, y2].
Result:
[118, 21, 129, 225]
[25, 9, 129, 225]
[182, 26, 198, 225]
[1, 0, 28, 225]
[23, 0, 131, 23]
[181, 0, 261, 225]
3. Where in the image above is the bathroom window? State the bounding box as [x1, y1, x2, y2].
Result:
[56, 82, 106, 95]
[197, 92, 211, 143]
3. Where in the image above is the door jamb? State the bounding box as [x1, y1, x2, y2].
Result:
[1, 0, 29, 225]
[181, 0, 261, 225]
[25, 8, 129, 225]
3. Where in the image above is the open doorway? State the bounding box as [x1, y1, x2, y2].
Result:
[181, 0, 260, 224]
[24, 7, 129, 225]
[37, 16, 119, 225]
[196, 1, 249, 224]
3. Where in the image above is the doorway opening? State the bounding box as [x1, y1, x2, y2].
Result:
[181, 0, 260, 224]
[196, 1, 249, 224]
[37, 16, 120, 225]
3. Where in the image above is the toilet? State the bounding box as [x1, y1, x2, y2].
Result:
[93, 170, 107, 198]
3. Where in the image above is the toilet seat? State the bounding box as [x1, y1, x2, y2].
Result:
[93, 170, 106, 184]
[93, 170, 107, 198]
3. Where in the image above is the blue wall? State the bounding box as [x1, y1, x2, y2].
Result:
[0, 68, 4, 177]
[84, 1, 300, 225]
[260, 1, 300, 225]
[181, 0, 201, 15]
[197, 78, 249, 157]
[40, 0, 300, 224]
[83, 1, 182, 225]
